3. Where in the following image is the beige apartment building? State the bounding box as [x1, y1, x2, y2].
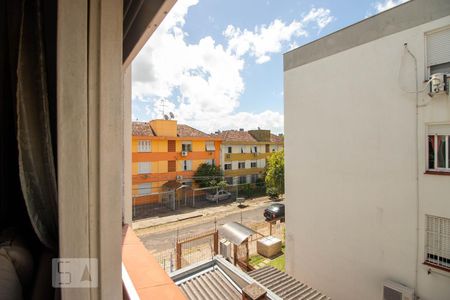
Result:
[284, 0, 450, 299]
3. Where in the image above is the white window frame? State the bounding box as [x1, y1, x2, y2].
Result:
[425, 26, 450, 79]
[205, 141, 215, 152]
[425, 215, 450, 271]
[182, 141, 192, 152]
[182, 160, 192, 171]
[240, 146, 245, 154]
[250, 161, 257, 168]
[137, 162, 151, 174]
[227, 146, 232, 154]
[238, 162, 245, 169]
[427, 124, 450, 172]
[224, 163, 232, 170]
[138, 183, 152, 196]
[137, 140, 151, 152]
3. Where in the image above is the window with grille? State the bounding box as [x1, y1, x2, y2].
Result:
[137, 140, 151, 152]
[238, 162, 245, 169]
[426, 27, 450, 77]
[138, 183, 152, 195]
[427, 124, 450, 172]
[205, 141, 215, 152]
[425, 215, 450, 271]
[137, 162, 151, 174]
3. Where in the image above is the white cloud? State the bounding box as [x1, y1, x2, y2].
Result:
[224, 7, 334, 64]
[373, 0, 408, 13]
[132, 0, 334, 133]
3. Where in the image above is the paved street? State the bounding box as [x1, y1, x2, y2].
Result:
[138, 204, 270, 253]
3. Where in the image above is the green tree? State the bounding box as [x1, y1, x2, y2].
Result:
[194, 163, 223, 188]
[265, 149, 285, 197]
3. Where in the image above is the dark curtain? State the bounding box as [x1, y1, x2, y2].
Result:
[1, 0, 58, 251]
[16, 0, 58, 251]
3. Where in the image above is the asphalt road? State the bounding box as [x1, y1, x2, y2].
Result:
[139, 204, 269, 253]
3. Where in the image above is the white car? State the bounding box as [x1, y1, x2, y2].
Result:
[205, 190, 231, 202]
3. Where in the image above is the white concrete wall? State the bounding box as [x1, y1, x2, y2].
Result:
[285, 16, 450, 300]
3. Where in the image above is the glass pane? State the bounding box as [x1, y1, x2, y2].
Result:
[437, 135, 446, 168]
[428, 135, 435, 169]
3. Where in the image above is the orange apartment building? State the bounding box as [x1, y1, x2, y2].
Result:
[132, 119, 221, 205]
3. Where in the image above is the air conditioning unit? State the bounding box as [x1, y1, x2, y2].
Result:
[181, 151, 188, 156]
[428, 73, 448, 97]
[383, 280, 415, 300]
[176, 175, 183, 180]
[219, 239, 232, 260]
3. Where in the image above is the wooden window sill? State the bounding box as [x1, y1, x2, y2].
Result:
[424, 170, 450, 176]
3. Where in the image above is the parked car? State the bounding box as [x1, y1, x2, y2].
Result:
[205, 190, 231, 202]
[264, 203, 285, 221]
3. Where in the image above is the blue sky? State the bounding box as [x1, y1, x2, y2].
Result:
[132, 0, 408, 134]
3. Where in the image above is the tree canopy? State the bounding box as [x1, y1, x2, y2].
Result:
[193, 163, 223, 188]
[265, 149, 284, 195]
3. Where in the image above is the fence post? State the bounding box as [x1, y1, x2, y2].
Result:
[213, 231, 218, 255]
[176, 241, 181, 270]
[269, 221, 272, 236]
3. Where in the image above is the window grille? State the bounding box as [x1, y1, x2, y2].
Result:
[425, 215, 450, 271]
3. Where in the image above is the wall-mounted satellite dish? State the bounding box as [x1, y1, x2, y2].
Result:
[164, 114, 169, 120]
[169, 112, 175, 119]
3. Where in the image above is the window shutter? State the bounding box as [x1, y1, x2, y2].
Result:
[428, 124, 450, 135]
[427, 28, 450, 67]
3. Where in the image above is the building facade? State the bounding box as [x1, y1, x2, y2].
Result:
[284, 1, 450, 299]
[132, 119, 221, 205]
[215, 129, 284, 185]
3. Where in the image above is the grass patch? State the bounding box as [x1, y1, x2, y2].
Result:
[248, 244, 285, 272]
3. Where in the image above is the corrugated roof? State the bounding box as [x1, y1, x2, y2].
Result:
[177, 124, 211, 138]
[215, 130, 257, 142]
[218, 222, 256, 245]
[132, 121, 155, 136]
[178, 267, 241, 300]
[248, 267, 331, 300]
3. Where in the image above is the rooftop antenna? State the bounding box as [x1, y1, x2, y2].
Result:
[160, 98, 166, 118]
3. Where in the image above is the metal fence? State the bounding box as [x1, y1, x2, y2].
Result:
[144, 215, 285, 274]
[132, 182, 266, 220]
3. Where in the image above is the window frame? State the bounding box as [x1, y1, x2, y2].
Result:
[424, 215, 450, 272]
[205, 141, 215, 152]
[137, 140, 151, 152]
[182, 160, 192, 171]
[224, 163, 232, 170]
[137, 161, 151, 174]
[238, 162, 245, 169]
[250, 161, 257, 168]
[427, 133, 450, 172]
[138, 182, 152, 196]
[227, 146, 232, 154]
[424, 25, 450, 79]
[181, 141, 192, 152]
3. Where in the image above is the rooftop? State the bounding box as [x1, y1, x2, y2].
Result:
[215, 130, 258, 142]
[177, 124, 211, 138]
[132, 121, 156, 136]
[171, 256, 330, 300]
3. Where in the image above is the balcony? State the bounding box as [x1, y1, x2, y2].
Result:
[224, 167, 265, 177]
[224, 152, 270, 162]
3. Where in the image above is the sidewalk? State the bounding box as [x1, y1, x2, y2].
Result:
[132, 196, 277, 233]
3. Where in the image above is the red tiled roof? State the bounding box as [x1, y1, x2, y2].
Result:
[132, 122, 155, 136]
[270, 134, 284, 143]
[177, 124, 210, 138]
[214, 130, 257, 142]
